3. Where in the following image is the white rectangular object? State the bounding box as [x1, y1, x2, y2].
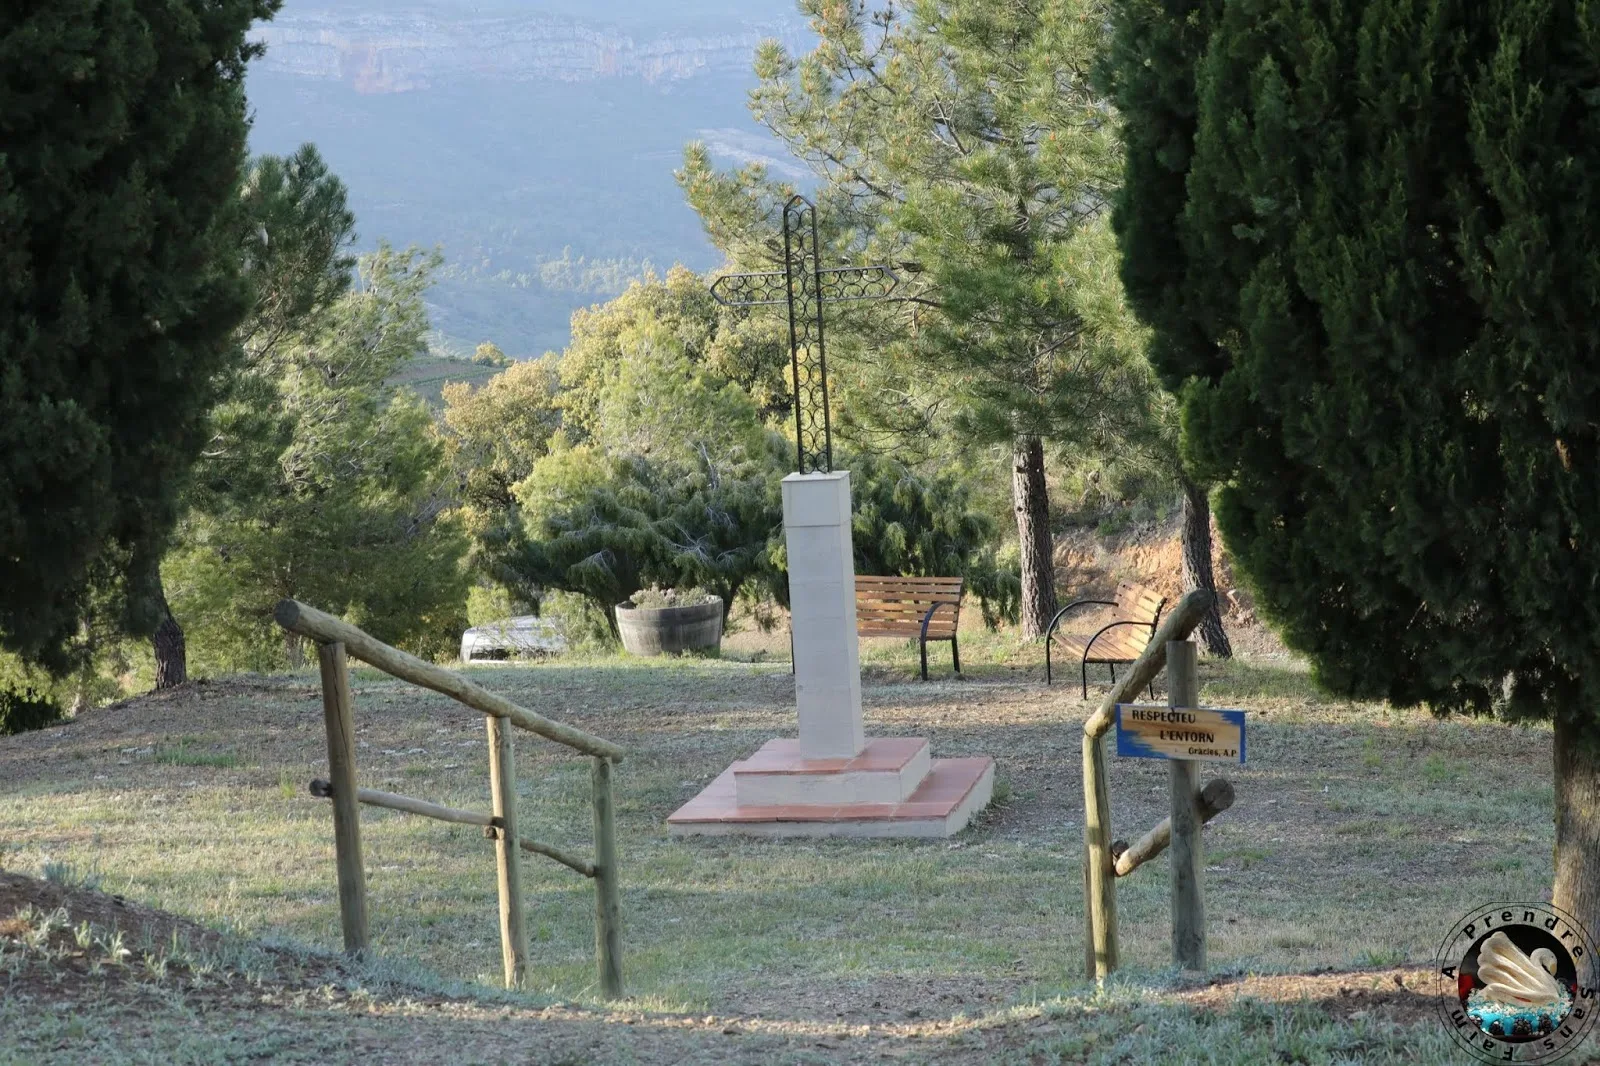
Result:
[782, 471, 865, 760]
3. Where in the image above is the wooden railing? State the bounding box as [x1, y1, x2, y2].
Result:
[275, 599, 624, 997]
[1081, 590, 1220, 981]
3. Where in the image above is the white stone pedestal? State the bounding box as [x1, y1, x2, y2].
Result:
[782, 472, 865, 760]
[668, 469, 993, 839]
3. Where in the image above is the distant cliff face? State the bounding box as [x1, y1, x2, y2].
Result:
[251, 9, 804, 94]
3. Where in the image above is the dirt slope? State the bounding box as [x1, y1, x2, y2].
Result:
[0, 867, 1446, 1065]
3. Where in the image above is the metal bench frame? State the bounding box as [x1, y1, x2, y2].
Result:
[1045, 585, 1166, 698]
[855, 576, 964, 682]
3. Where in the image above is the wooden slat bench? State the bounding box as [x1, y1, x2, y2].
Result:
[855, 575, 964, 681]
[1045, 581, 1167, 698]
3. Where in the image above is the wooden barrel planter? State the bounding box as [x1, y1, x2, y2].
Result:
[615, 597, 723, 657]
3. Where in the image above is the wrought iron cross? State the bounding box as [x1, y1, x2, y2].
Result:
[709, 194, 898, 474]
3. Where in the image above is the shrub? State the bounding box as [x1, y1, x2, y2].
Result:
[0, 684, 63, 736]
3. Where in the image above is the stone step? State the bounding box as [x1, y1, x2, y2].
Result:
[668, 754, 994, 839]
[732, 736, 930, 806]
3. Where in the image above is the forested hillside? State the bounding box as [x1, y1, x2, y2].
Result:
[245, 0, 807, 357]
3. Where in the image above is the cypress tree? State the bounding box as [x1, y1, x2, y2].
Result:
[1099, 0, 1232, 655]
[0, 0, 279, 668]
[1109, 0, 1600, 951]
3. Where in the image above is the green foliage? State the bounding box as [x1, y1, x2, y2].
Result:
[441, 355, 563, 541]
[680, 0, 1150, 455]
[1105, 0, 1600, 718]
[168, 247, 469, 670]
[466, 584, 530, 628]
[0, 682, 62, 737]
[472, 341, 512, 367]
[591, 333, 774, 466]
[503, 440, 782, 633]
[1098, 0, 1226, 387]
[0, 0, 281, 668]
[557, 265, 789, 435]
[475, 269, 790, 630]
[188, 146, 359, 525]
[626, 587, 716, 610]
[847, 454, 1019, 626]
[237, 145, 359, 358]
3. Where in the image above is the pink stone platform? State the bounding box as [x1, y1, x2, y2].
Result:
[668, 737, 994, 838]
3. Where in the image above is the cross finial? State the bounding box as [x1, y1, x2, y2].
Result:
[709, 195, 897, 474]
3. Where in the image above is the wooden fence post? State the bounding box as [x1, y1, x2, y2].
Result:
[487, 716, 528, 988]
[1167, 640, 1205, 971]
[591, 756, 623, 998]
[1082, 730, 1118, 979]
[318, 641, 369, 956]
[1083, 854, 1095, 980]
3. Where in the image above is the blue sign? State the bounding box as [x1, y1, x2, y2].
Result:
[1115, 704, 1246, 764]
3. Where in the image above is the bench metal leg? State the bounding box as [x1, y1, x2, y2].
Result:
[919, 638, 929, 682]
[1081, 658, 1089, 700]
[951, 636, 960, 676]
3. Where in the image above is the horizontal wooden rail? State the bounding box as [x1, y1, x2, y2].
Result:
[1112, 777, 1235, 877]
[309, 779, 597, 878]
[277, 599, 624, 763]
[311, 779, 490, 827]
[485, 826, 597, 879]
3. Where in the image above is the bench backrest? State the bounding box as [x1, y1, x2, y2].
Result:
[1112, 581, 1166, 654]
[855, 576, 964, 638]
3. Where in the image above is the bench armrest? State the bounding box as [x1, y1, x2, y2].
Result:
[1082, 619, 1150, 659]
[1044, 599, 1116, 644]
[918, 600, 961, 643]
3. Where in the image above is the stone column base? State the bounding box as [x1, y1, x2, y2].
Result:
[668, 737, 994, 839]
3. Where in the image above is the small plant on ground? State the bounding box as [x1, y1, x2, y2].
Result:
[39, 860, 102, 892]
[154, 740, 242, 769]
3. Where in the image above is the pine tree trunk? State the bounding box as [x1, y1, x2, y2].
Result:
[1180, 477, 1231, 658]
[1013, 435, 1057, 638]
[152, 589, 187, 690]
[1553, 710, 1600, 985]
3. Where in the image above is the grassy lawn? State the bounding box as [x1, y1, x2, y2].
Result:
[0, 630, 1577, 1062]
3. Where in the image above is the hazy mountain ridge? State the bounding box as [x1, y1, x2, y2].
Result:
[247, 2, 807, 356]
[252, 9, 805, 93]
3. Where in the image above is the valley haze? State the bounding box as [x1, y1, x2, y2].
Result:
[247, 0, 810, 358]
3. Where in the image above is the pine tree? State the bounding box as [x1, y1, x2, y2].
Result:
[166, 247, 468, 671]
[152, 143, 357, 688]
[681, 0, 1151, 638]
[1109, 0, 1600, 956]
[0, 0, 280, 669]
